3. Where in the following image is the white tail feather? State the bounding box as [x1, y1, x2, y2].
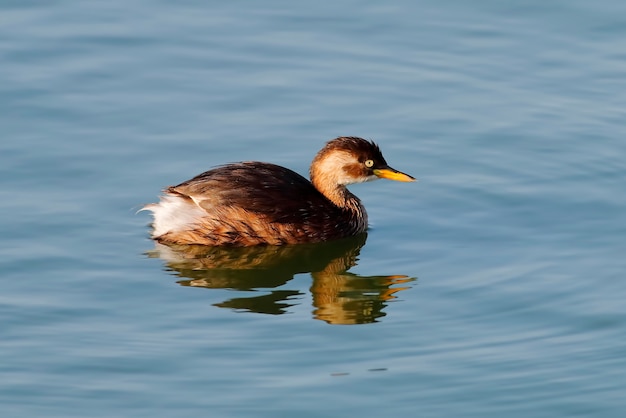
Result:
[141, 194, 206, 238]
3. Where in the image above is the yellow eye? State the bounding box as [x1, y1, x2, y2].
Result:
[364, 159, 374, 168]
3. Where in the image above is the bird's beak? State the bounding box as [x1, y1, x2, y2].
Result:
[373, 166, 416, 182]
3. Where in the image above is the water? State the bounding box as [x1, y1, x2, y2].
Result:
[2, 1, 626, 416]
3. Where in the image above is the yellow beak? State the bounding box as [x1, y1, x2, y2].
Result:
[373, 167, 416, 182]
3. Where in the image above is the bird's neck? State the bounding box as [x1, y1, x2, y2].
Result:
[312, 178, 368, 229]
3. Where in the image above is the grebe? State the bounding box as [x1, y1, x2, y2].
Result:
[142, 136, 415, 246]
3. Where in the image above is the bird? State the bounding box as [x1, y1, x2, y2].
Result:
[141, 136, 415, 246]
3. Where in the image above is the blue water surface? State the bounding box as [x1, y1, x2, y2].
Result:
[1, 1, 626, 417]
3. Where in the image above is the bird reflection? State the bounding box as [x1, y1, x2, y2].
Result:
[147, 234, 415, 325]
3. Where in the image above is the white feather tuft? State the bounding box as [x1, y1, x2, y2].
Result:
[141, 193, 206, 238]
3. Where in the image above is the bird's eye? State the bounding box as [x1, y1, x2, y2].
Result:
[364, 159, 374, 168]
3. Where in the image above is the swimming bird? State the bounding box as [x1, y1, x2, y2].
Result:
[142, 136, 415, 246]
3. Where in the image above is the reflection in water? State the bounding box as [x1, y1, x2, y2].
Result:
[147, 234, 415, 324]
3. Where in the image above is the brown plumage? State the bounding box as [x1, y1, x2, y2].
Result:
[141, 136, 415, 246]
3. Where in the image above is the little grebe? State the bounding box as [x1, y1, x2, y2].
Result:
[142, 136, 415, 246]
